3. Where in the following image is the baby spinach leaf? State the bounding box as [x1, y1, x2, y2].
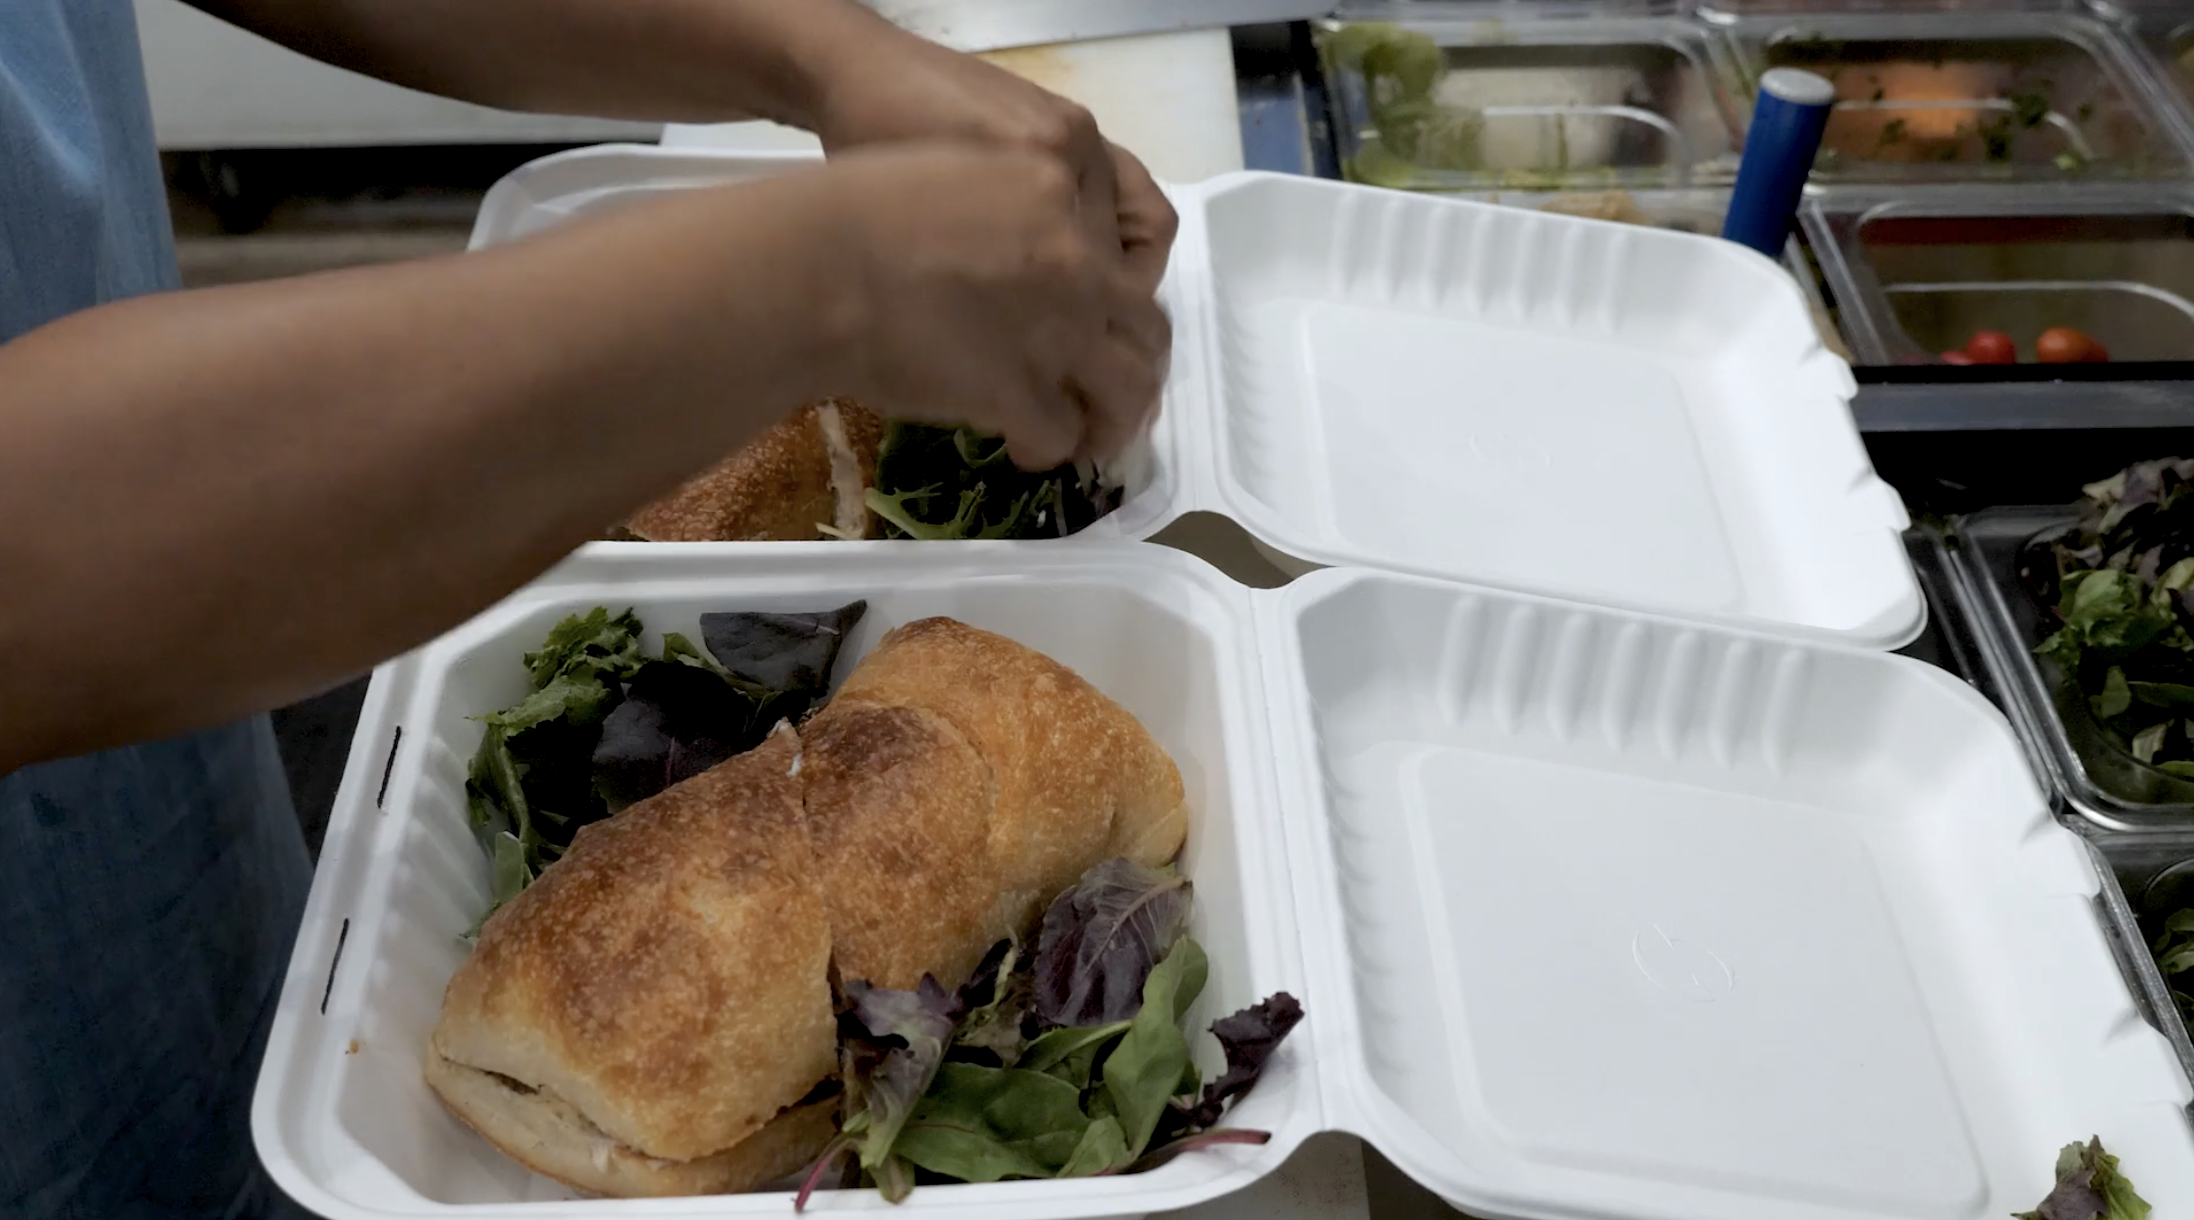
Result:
[488, 831, 532, 909]
[1020, 1021, 1132, 1080]
[2132, 722, 2170, 764]
[2154, 909, 2194, 976]
[2129, 679, 2194, 710]
[1035, 859, 1194, 1027]
[1059, 1116, 1128, 1179]
[2094, 666, 2133, 720]
[891, 1063, 1091, 1182]
[1102, 938, 1209, 1163]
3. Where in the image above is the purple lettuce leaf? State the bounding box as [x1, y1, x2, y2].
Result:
[1033, 858, 1192, 1027]
[699, 602, 866, 695]
[840, 975, 961, 1179]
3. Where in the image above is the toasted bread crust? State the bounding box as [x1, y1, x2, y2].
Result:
[624, 399, 884, 541]
[830, 618, 1189, 914]
[424, 1052, 838, 1197]
[431, 729, 835, 1162]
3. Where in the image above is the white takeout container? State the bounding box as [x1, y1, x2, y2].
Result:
[464, 145, 1922, 650]
[254, 543, 2194, 1219]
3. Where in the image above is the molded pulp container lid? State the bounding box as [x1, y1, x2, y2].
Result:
[465, 145, 1923, 650]
[253, 544, 2194, 1220]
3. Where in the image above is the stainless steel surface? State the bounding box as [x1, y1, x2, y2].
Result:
[1852, 379, 2194, 430]
[1718, 11, 2185, 183]
[1944, 503, 2194, 831]
[2089, 833, 2194, 1095]
[1900, 524, 2007, 700]
[1319, 17, 1741, 190]
[862, 0, 1338, 52]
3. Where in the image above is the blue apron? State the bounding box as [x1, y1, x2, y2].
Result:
[0, 5, 313, 1217]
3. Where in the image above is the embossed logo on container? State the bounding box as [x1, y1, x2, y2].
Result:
[1631, 924, 1734, 1003]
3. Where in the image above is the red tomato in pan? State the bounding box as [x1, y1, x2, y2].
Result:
[2036, 326, 2109, 364]
[1963, 330, 2017, 364]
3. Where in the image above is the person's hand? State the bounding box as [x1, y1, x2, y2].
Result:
[806, 27, 1178, 294]
[811, 146, 1169, 470]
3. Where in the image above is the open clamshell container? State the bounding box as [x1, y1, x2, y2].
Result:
[1446, 185, 1855, 359]
[1805, 186, 2194, 365]
[1715, 9, 2185, 183]
[459, 144, 1920, 649]
[253, 542, 2194, 1219]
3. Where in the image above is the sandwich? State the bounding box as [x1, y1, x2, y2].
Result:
[623, 399, 884, 542]
[425, 618, 1188, 1197]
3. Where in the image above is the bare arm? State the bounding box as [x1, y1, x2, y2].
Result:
[0, 149, 1165, 776]
[179, 0, 1179, 289]
[179, 0, 888, 126]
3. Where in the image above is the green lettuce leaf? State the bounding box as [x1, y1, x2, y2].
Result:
[1102, 937, 1209, 1164]
[2013, 1137, 2151, 1220]
[891, 1063, 1091, 1182]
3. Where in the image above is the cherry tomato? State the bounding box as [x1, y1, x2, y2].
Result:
[1940, 349, 1976, 365]
[2036, 326, 2110, 364]
[1964, 330, 2017, 364]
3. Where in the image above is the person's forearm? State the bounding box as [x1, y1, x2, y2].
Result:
[0, 172, 856, 775]
[184, 0, 899, 125]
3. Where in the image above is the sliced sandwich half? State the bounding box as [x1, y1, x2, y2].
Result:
[623, 399, 883, 542]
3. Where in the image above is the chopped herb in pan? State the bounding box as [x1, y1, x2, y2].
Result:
[2021, 459, 2194, 779]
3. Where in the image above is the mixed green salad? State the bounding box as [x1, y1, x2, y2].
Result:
[867, 422, 1122, 541]
[804, 857, 1302, 1206]
[463, 602, 865, 925]
[462, 609, 1302, 1202]
[2020, 459, 2194, 779]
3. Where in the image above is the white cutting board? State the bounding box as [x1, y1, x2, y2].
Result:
[660, 29, 1246, 184]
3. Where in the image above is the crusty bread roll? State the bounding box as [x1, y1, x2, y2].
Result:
[797, 702, 1009, 992]
[625, 399, 883, 541]
[428, 728, 836, 1194]
[808, 618, 1189, 991]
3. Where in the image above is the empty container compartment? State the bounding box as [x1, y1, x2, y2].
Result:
[1723, 14, 2182, 182]
[1318, 18, 1741, 190]
[1459, 185, 1855, 359]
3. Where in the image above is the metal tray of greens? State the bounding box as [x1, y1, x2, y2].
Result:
[1949, 464, 2194, 831]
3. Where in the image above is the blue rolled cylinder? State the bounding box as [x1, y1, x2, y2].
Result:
[1721, 68, 1835, 258]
